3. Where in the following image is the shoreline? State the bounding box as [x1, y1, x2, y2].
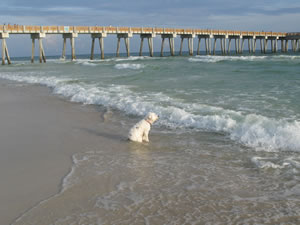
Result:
[0, 78, 129, 224]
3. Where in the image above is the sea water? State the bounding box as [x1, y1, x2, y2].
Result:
[1, 52, 300, 224]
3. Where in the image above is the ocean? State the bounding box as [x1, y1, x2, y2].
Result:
[1, 52, 300, 224]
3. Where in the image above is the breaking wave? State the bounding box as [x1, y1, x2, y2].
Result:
[1, 73, 300, 153]
[114, 63, 145, 70]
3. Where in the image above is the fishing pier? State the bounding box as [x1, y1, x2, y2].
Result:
[1, 25, 300, 65]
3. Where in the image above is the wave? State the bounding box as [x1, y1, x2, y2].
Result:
[114, 63, 145, 70]
[1, 73, 300, 152]
[189, 55, 267, 63]
[251, 156, 300, 171]
[76, 61, 98, 66]
[189, 54, 300, 63]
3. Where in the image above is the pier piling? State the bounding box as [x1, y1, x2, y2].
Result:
[140, 34, 155, 57]
[179, 34, 195, 56]
[31, 33, 46, 63]
[161, 34, 176, 56]
[116, 33, 132, 57]
[62, 33, 78, 60]
[90, 33, 106, 59]
[1, 32, 11, 65]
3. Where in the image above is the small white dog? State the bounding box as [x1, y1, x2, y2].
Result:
[128, 112, 159, 143]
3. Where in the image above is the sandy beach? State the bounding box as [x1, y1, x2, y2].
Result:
[0, 79, 128, 224]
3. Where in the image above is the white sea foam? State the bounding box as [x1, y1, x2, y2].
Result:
[189, 55, 267, 63]
[1, 73, 300, 152]
[251, 157, 288, 169]
[114, 63, 145, 70]
[189, 55, 300, 63]
[251, 156, 300, 171]
[80, 61, 98, 66]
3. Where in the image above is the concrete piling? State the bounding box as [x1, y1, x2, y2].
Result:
[160, 37, 165, 57]
[248, 39, 252, 53]
[213, 38, 217, 55]
[198, 35, 211, 55]
[148, 37, 153, 57]
[139, 37, 144, 56]
[240, 38, 245, 53]
[90, 38, 95, 60]
[223, 38, 226, 55]
[140, 34, 155, 57]
[62, 33, 78, 61]
[264, 39, 268, 54]
[161, 34, 176, 56]
[253, 39, 257, 53]
[31, 33, 46, 63]
[62, 37, 66, 59]
[197, 37, 201, 55]
[235, 39, 239, 54]
[179, 34, 195, 56]
[1, 33, 11, 65]
[227, 38, 232, 54]
[90, 33, 106, 60]
[116, 33, 132, 57]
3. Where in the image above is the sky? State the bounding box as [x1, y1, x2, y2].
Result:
[1, 0, 300, 57]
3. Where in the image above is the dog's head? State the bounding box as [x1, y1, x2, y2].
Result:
[145, 112, 159, 124]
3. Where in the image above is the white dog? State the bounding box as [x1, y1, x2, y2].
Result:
[128, 112, 159, 143]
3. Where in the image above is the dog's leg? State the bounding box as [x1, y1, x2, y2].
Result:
[142, 130, 149, 142]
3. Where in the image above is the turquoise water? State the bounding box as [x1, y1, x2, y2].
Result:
[1, 52, 300, 224]
[1, 53, 300, 151]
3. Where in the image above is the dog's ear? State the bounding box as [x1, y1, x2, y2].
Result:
[147, 112, 158, 123]
[147, 113, 153, 121]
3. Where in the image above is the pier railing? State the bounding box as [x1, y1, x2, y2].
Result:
[0, 25, 287, 37]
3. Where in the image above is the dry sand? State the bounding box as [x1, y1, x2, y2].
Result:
[0, 79, 128, 224]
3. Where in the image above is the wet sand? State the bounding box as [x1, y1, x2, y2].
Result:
[0, 79, 128, 224]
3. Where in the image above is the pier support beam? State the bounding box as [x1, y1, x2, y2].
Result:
[139, 33, 156, 57]
[268, 37, 278, 53]
[227, 38, 233, 54]
[241, 37, 254, 53]
[213, 38, 217, 55]
[235, 38, 239, 54]
[161, 34, 176, 57]
[228, 36, 241, 54]
[31, 33, 46, 63]
[1, 32, 11, 65]
[197, 36, 201, 55]
[260, 39, 264, 53]
[223, 38, 227, 55]
[116, 33, 132, 57]
[280, 39, 284, 52]
[213, 36, 227, 55]
[90, 33, 107, 60]
[264, 38, 268, 54]
[198, 35, 211, 55]
[179, 34, 195, 56]
[248, 39, 252, 53]
[206, 37, 211, 55]
[240, 38, 245, 54]
[253, 38, 257, 53]
[62, 33, 78, 61]
[292, 39, 298, 52]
